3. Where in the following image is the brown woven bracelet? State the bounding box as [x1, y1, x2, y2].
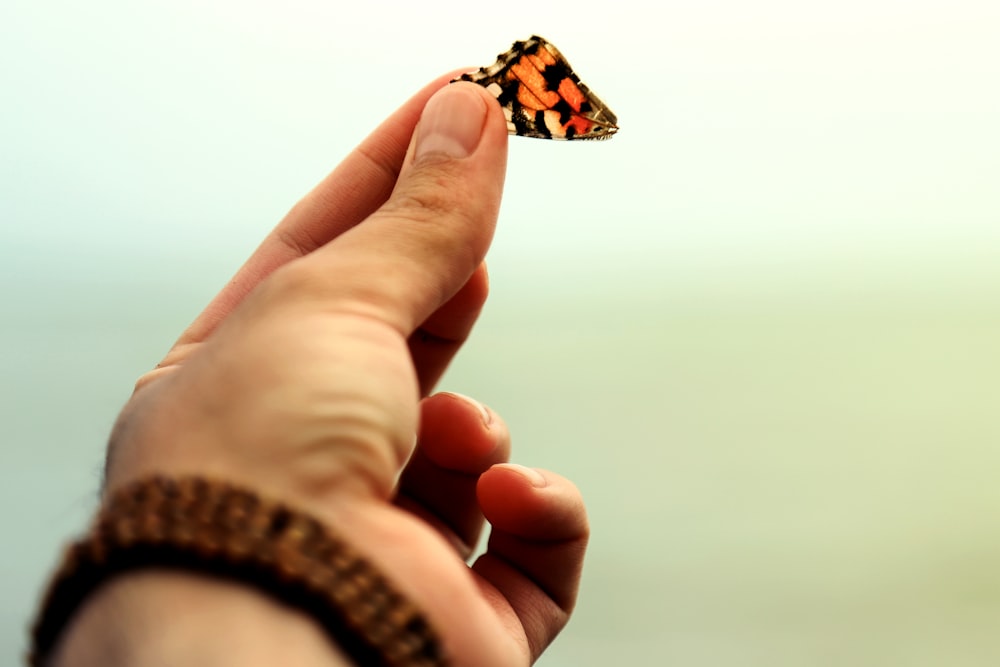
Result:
[29, 475, 449, 667]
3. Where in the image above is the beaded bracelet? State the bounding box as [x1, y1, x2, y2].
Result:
[29, 475, 449, 667]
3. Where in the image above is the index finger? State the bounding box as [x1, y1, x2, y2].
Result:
[176, 70, 467, 347]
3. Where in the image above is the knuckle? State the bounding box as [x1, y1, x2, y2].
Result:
[386, 187, 459, 226]
[383, 163, 480, 226]
[275, 227, 321, 258]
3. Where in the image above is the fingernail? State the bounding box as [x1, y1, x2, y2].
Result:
[502, 463, 547, 488]
[443, 391, 492, 426]
[415, 84, 487, 162]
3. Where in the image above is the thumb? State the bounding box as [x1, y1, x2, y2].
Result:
[302, 81, 509, 334]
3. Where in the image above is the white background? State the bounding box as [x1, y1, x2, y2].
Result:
[3, 1, 1000, 664]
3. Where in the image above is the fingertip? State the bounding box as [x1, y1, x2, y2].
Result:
[415, 83, 491, 162]
[417, 393, 509, 472]
[493, 463, 547, 488]
[439, 391, 492, 428]
[477, 466, 588, 543]
[438, 80, 510, 153]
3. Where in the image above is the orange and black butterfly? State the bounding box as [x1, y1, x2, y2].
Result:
[454, 35, 619, 141]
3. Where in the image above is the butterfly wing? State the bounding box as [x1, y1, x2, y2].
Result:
[455, 35, 619, 141]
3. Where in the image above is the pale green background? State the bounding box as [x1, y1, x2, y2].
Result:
[3, 1, 1000, 665]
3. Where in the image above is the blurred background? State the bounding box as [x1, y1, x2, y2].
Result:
[3, 1, 999, 664]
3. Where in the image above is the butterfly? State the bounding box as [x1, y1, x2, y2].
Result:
[454, 35, 619, 141]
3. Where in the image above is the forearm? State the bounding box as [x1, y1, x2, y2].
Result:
[50, 570, 355, 667]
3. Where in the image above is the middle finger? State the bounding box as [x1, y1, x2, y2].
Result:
[395, 392, 511, 559]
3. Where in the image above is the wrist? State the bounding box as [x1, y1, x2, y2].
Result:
[33, 476, 448, 667]
[50, 570, 357, 667]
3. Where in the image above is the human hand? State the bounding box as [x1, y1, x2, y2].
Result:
[75, 74, 588, 666]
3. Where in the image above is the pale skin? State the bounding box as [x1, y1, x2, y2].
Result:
[49, 75, 589, 666]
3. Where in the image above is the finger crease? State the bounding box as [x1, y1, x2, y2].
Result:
[276, 227, 322, 258]
[355, 142, 405, 189]
[410, 328, 466, 347]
